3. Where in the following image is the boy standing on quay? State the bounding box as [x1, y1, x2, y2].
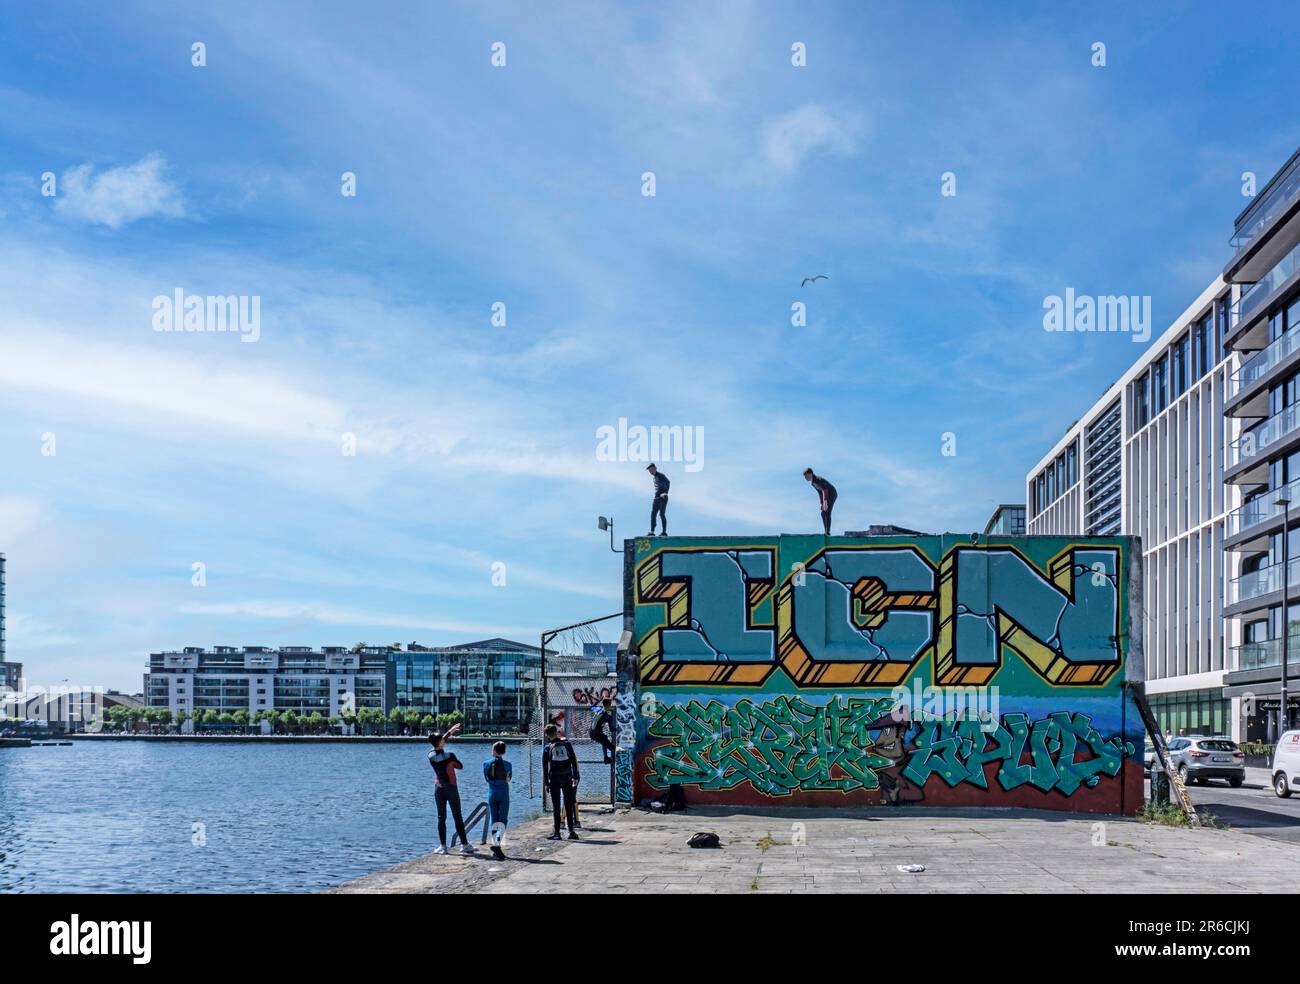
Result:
[542, 723, 580, 841]
[428, 723, 474, 855]
[483, 740, 512, 861]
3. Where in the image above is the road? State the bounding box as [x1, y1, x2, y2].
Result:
[1147, 769, 1300, 845]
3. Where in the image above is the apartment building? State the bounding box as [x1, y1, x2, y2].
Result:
[1221, 148, 1300, 741]
[145, 646, 393, 722]
[1027, 279, 1242, 738]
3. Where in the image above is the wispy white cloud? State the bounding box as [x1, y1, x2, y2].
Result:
[760, 103, 862, 174]
[53, 154, 185, 229]
[176, 600, 536, 639]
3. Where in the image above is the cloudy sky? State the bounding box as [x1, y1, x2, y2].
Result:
[1, 1, 1297, 690]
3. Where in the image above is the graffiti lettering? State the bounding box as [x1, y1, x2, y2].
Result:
[644, 695, 896, 795]
[903, 711, 1131, 795]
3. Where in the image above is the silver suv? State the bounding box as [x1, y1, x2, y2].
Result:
[1166, 736, 1245, 787]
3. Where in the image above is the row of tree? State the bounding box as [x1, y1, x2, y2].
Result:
[96, 705, 467, 736]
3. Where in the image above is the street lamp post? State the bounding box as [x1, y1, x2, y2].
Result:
[1280, 495, 1292, 737]
[598, 515, 623, 553]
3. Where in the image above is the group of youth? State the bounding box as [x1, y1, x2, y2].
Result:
[426, 698, 618, 858]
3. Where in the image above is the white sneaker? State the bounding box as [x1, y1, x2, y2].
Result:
[460, 844, 476, 855]
[432, 845, 448, 855]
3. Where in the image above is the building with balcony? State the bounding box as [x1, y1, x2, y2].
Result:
[1222, 147, 1300, 741]
[391, 638, 543, 733]
[145, 646, 393, 724]
[1027, 277, 1241, 738]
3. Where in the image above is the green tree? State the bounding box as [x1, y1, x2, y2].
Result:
[328, 715, 340, 735]
[127, 707, 145, 734]
[387, 707, 404, 735]
[308, 711, 324, 734]
[157, 708, 173, 732]
[233, 710, 250, 734]
[282, 710, 299, 735]
[419, 713, 435, 734]
[174, 709, 189, 733]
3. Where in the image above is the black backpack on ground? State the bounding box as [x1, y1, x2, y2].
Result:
[687, 831, 720, 849]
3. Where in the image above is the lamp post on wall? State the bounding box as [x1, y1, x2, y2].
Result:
[1279, 495, 1292, 737]
[598, 516, 623, 553]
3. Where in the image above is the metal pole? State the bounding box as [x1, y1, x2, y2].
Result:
[1285, 499, 1292, 734]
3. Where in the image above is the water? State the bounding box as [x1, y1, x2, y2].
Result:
[0, 740, 562, 893]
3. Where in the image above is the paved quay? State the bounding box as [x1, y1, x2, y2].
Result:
[332, 803, 1300, 894]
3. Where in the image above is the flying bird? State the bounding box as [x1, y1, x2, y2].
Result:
[801, 275, 828, 287]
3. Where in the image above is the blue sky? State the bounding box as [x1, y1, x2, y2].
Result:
[1, 1, 1298, 690]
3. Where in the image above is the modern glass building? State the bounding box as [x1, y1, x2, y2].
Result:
[1221, 147, 1300, 741]
[982, 504, 1026, 536]
[1027, 277, 1241, 739]
[391, 638, 543, 733]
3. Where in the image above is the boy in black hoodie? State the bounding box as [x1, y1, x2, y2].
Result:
[542, 722, 580, 840]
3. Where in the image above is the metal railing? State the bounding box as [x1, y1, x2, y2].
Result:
[1235, 239, 1300, 328]
[450, 800, 493, 846]
[1233, 636, 1300, 672]
[1231, 556, 1300, 604]
[1230, 320, 1300, 399]
[1232, 156, 1300, 257]
[1228, 479, 1300, 537]
[1229, 403, 1300, 467]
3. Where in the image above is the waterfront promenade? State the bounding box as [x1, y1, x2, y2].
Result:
[332, 803, 1300, 894]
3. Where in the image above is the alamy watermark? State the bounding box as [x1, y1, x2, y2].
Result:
[888, 680, 1001, 732]
[152, 289, 261, 342]
[596, 417, 704, 472]
[1042, 288, 1151, 343]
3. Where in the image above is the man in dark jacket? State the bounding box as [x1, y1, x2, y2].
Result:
[803, 468, 837, 535]
[646, 463, 670, 537]
[592, 697, 616, 763]
[542, 723, 581, 840]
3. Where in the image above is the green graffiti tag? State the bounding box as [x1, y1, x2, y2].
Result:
[644, 695, 897, 795]
[903, 711, 1131, 795]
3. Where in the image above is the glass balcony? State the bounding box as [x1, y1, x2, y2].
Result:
[1233, 636, 1300, 672]
[1230, 321, 1300, 399]
[1232, 557, 1300, 604]
[1228, 479, 1300, 538]
[1234, 240, 1300, 328]
[1233, 156, 1300, 257]
[1229, 403, 1300, 468]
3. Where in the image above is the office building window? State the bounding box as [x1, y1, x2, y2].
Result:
[1134, 371, 1150, 428]
[1152, 356, 1168, 414]
[1066, 443, 1077, 487]
[1171, 334, 1188, 399]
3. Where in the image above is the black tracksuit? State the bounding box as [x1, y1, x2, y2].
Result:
[650, 472, 670, 534]
[809, 474, 837, 535]
[542, 738, 580, 834]
[593, 708, 616, 763]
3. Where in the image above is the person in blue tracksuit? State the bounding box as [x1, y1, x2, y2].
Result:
[482, 741, 512, 860]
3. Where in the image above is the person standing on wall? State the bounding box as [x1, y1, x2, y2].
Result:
[542, 722, 581, 840]
[647, 463, 670, 537]
[803, 468, 837, 535]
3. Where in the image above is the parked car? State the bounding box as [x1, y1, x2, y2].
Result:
[1272, 730, 1300, 798]
[1143, 742, 1156, 774]
[1166, 736, 1245, 786]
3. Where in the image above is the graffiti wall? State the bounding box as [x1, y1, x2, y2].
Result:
[624, 534, 1144, 814]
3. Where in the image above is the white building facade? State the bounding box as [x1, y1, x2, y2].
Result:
[1027, 279, 1244, 739]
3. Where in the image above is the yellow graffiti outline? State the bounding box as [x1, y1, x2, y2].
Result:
[934, 542, 1124, 688]
[635, 543, 778, 687]
[777, 543, 936, 687]
[634, 539, 1126, 690]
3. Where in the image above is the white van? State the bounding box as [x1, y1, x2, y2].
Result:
[1272, 730, 1300, 798]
